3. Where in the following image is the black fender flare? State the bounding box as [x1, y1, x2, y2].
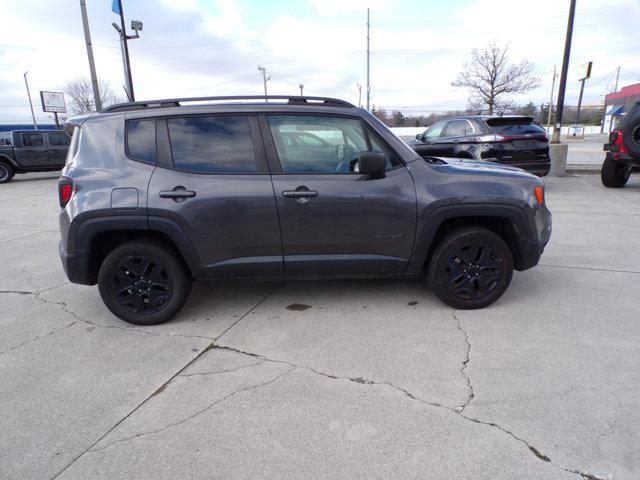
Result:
[406, 200, 535, 274]
[69, 211, 202, 275]
[0, 154, 19, 169]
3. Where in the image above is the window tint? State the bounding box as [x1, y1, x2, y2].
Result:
[267, 115, 396, 174]
[486, 119, 546, 135]
[444, 120, 474, 137]
[167, 115, 256, 174]
[47, 132, 70, 146]
[424, 121, 445, 139]
[21, 133, 44, 147]
[127, 119, 156, 165]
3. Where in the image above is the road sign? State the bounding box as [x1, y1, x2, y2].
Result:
[39, 91, 67, 113]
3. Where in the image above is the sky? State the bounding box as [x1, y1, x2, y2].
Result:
[1, 0, 639, 124]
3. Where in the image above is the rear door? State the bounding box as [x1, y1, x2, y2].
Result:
[46, 132, 71, 166]
[263, 113, 417, 276]
[14, 132, 49, 167]
[147, 114, 283, 278]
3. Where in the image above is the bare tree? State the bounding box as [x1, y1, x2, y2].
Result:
[452, 43, 540, 115]
[63, 76, 124, 114]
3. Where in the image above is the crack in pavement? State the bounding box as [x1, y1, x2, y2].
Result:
[177, 359, 266, 378]
[90, 366, 296, 453]
[539, 263, 640, 275]
[49, 281, 284, 480]
[452, 311, 474, 412]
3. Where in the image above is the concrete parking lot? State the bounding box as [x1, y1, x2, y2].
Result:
[1, 171, 639, 480]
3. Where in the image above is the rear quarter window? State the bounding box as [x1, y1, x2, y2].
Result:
[486, 119, 546, 135]
[126, 119, 156, 165]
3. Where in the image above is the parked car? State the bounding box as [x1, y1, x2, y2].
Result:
[601, 102, 640, 188]
[407, 115, 550, 176]
[0, 130, 71, 183]
[58, 95, 551, 325]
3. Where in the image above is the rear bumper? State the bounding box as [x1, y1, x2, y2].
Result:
[59, 241, 95, 286]
[516, 205, 552, 271]
[605, 151, 638, 165]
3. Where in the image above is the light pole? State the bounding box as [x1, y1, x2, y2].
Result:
[366, 8, 370, 111]
[547, 66, 557, 129]
[23, 71, 38, 130]
[257, 65, 270, 100]
[111, 0, 142, 101]
[299, 84, 304, 96]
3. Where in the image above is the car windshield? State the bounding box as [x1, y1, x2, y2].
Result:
[486, 119, 546, 135]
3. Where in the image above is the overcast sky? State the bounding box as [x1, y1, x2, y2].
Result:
[1, 0, 639, 124]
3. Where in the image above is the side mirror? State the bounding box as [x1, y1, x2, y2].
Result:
[415, 133, 422, 140]
[358, 151, 386, 179]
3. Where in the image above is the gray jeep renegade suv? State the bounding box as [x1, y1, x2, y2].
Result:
[59, 95, 551, 325]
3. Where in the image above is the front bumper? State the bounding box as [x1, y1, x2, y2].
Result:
[516, 205, 552, 271]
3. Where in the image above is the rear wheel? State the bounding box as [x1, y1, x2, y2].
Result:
[601, 157, 630, 188]
[428, 227, 514, 309]
[0, 161, 14, 184]
[98, 241, 192, 325]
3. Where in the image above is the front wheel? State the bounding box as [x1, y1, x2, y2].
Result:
[0, 161, 15, 184]
[428, 227, 514, 309]
[98, 241, 192, 325]
[601, 157, 630, 188]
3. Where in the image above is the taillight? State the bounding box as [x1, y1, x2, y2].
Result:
[475, 134, 505, 143]
[59, 178, 74, 208]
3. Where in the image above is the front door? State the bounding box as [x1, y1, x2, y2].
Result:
[262, 113, 417, 276]
[145, 114, 283, 278]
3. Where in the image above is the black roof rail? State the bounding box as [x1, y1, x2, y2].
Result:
[101, 95, 355, 112]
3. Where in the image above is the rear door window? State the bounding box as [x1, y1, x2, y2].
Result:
[167, 115, 257, 174]
[47, 132, 71, 146]
[486, 119, 546, 135]
[21, 133, 44, 147]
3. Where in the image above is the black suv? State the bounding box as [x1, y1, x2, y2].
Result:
[0, 130, 71, 183]
[408, 115, 550, 176]
[59, 96, 551, 325]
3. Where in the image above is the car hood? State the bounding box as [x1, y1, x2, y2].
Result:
[425, 156, 538, 179]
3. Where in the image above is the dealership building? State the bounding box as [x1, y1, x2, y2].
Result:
[603, 82, 640, 132]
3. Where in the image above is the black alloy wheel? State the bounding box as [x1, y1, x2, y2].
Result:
[429, 227, 514, 309]
[98, 241, 192, 325]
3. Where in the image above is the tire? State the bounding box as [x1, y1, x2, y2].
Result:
[601, 157, 630, 188]
[428, 227, 514, 310]
[621, 107, 640, 157]
[98, 241, 192, 325]
[0, 161, 15, 184]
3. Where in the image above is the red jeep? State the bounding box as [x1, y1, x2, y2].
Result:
[602, 102, 640, 188]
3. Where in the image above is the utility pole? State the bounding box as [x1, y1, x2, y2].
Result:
[575, 61, 592, 126]
[551, 0, 576, 144]
[79, 0, 102, 111]
[547, 66, 557, 129]
[357, 83, 362, 108]
[613, 66, 620, 92]
[366, 8, 370, 111]
[299, 83, 304, 96]
[23, 71, 38, 130]
[257, 65, 270, 100]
